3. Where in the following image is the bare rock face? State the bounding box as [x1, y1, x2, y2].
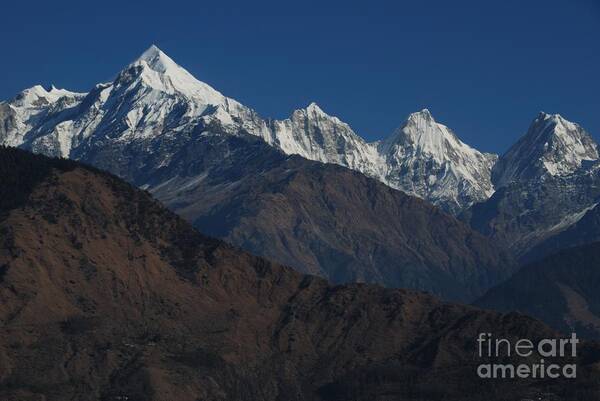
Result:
[1, 146, 599, 401]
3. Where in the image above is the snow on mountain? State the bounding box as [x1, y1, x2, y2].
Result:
[267, 102, 385, 178]
[465, 113, 600, 258]
[133, 44, 228, 105]
[95, 45, 270, 140]
[0, 85, 85, 149]
[379, 109, 497, 213]
[493, 112, 599, 187]
[1, 46, 272, 158]
[9, 45, 596, 215]
[0, 45, 498, 212]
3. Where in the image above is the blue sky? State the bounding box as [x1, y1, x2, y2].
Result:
[2, 0, 599, 153]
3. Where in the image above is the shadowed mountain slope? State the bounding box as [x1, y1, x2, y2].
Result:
[476, 242, 600, 340]
[1, 147, 599, 400]
[145, 134, 515, 302]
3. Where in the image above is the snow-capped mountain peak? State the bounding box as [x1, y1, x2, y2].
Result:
[7, 46, 596, 215]
[492, 112, 599, 187]
[401, 109, 451, 147]
[380, 109, 497, 213]
[0, 44, 501, 214]
[384, 109, 481, 162]
[408, 108, 433, 121]
[305, 101, 323, 113]
[0, 46, 264, 158]
[120, 45, 230, 109]
[134, 44, 177, 73]
[390, 109, 464, 160]
[13, 85, 84, 107]
[536, 111, 580, 136]
[266, 102, 384, 178]
[2, 47, 501, 213]
[297, 102, 347, 126]
[0, 84, 85, 149]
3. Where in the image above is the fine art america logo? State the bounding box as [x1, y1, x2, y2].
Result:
[476, 333, 579, 379]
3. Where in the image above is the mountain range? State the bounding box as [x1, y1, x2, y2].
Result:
[2, 45, 600, 298]
[2, 146, 599, 401]
[3, 45, 600, 399]
[1, 46, 597, 211]
[0, 45, 501, 213]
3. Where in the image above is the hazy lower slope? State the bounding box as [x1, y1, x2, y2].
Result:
[522, 202, 600, 264]
[476, 242, 600, 340]
[462, 171, 600, 258]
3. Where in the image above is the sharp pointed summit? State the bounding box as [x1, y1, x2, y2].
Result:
[408, 108, 434, 121]
[395, 109, 460, 153]
[133, 44, 177, 73]
[138, 44, 163, 58]
[379, 109, 497, 213]
[301, 102, 345, 124]
[304, 101, 331, 117]
[306, 101, 322, 111]
[115, 44, 232, 107]
[492, 112, 599, 187]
